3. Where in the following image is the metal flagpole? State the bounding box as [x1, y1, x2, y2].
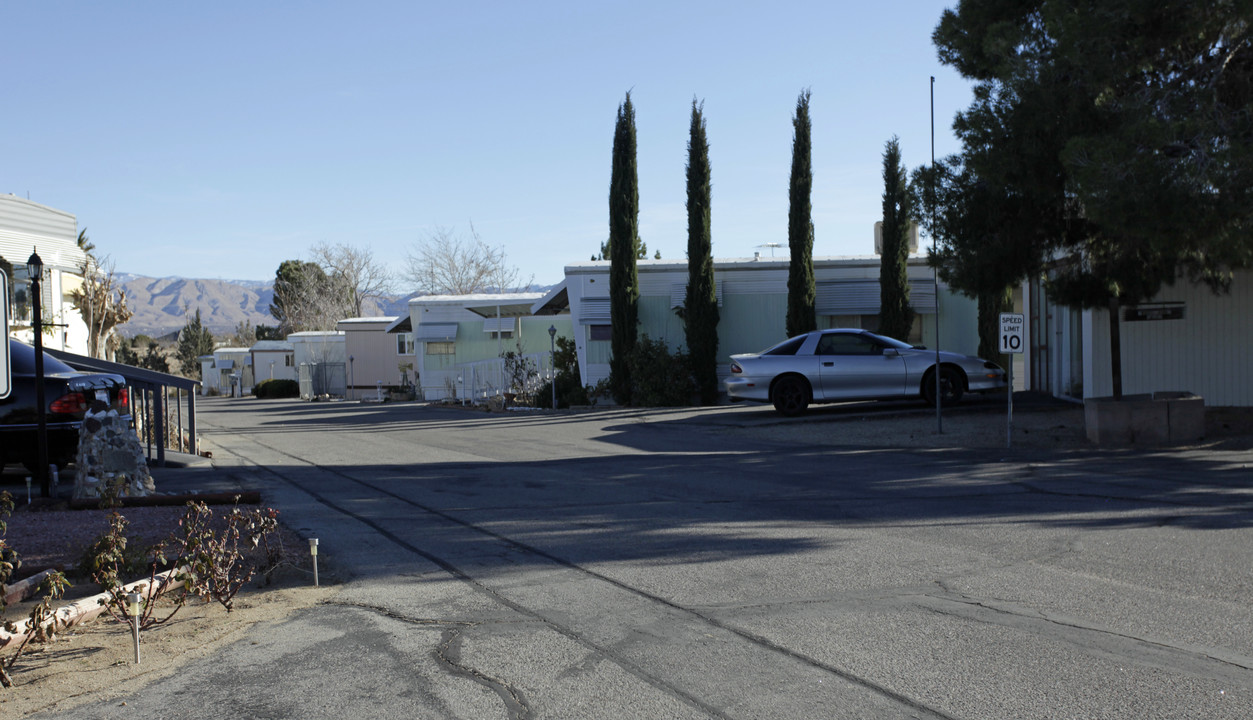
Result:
[931, 76, 942, 434]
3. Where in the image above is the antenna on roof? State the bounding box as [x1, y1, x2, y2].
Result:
[754, 242, 786, 257]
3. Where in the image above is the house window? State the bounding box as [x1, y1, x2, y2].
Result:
[589, 325, 611, 341]
[285, 355, 293, 367]
[488, 331, 513, 340]
[426, 341, 455, 356]
[397, 332, 415, 355]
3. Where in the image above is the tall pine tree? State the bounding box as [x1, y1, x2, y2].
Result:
[786, 90, 817, 338]
[175, 307, 215, 379]
[684, 98, 719, 405]
[934, 0, 1253, 396]
[608, 92, 641, 405]
[878, 136, 914, 341]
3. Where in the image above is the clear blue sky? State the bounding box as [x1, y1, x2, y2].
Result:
[3, 1, 971, 289]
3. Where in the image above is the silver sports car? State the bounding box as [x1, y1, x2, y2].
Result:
[724, 329, 1006, 416]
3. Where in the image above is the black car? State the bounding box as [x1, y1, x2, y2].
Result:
[1, 338, 131, 473]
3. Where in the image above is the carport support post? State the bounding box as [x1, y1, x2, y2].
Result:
[188, 391, 197, 457]
[153, 384, 166, 467]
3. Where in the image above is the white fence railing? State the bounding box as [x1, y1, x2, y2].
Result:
[449, 353, 553, 404]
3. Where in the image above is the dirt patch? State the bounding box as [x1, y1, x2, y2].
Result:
[0, 572, 331, 716]
[1, 501, 329, 712]
[737, 404, 1091, 449]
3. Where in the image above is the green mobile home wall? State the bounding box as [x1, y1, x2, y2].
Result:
[565, 257, 981, 392]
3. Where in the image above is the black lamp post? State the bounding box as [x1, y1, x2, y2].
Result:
[548, 325, 557, 410]
[27, 250, 51, 498]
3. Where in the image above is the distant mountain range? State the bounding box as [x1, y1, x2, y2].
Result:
[116, 274, 413, 338]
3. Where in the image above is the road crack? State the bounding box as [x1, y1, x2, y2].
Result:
[322, 599, 479, 628]
[436, 628, 531, 720]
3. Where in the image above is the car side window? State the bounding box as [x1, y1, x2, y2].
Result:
[818, 335, 880, 356]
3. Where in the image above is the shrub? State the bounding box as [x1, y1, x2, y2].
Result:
[175, 501, 281, 612]
[255, 379, 299, 399]
[627, 335, 694, 407]
[533, 336, 590, 409]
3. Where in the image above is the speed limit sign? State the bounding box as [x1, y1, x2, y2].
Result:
[999, 313, 1025, 354]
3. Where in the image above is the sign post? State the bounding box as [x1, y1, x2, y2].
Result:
[999, 313, 1026, 448]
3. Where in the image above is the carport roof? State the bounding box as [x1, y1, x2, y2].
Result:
[385, 314, 412, 334]
[530, 280, 569, 316]
[407, 292, 547, 319]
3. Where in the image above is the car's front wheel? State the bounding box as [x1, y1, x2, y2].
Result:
[771, 376, 810, 416]
[922, 367, 964, 407]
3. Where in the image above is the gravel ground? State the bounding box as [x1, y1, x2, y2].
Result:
[2, 501, 307, 589]
[754, 405, 1092, 449]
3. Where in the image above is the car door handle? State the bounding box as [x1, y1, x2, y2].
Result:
[823, 362, 834, 367]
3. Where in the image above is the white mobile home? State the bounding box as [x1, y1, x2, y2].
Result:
[250, 340, 296, 384]
[536, 255, 981, 390]
[0, 195, 91, 355]
[337, 317, 414, 400]
[204, 347, 253, 397]
[1025, 268, 1253, 407]
[389, 293, 571, 402]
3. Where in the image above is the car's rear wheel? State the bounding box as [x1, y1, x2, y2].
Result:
[922, 367, 964, 407]
[772, 376, 810, 416]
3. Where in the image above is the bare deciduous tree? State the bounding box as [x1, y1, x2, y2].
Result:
[310, 242, 392, 318]
[405, 224, 530, 295]
[69, 255, 134, 359]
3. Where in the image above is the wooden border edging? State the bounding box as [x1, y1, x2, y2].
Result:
[0, 566, 186, 650]
[2, 569, 57, 607]
[68, 491, 261, 510]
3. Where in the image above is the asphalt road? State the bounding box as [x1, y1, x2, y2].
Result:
[44, 398, 1253, 719]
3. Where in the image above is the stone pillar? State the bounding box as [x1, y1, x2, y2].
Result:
[74, 400, 157, 500]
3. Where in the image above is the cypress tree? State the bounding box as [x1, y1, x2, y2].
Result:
[878, 136, 914, 341]
[608, 92, 640, 405]
[786, 90, 817, 338]
[684, 98, 719, 405]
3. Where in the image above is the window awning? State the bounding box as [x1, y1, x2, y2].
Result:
[415, 323, 459, 341]
[579, 298, 611, 325]
[816, 280, 936, 315]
